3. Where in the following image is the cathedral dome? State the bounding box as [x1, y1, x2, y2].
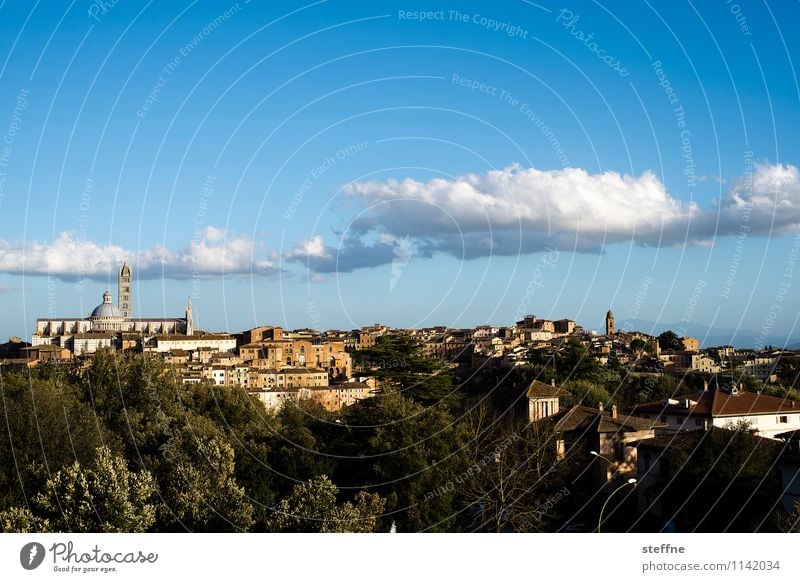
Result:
[90, 289, 123, 319]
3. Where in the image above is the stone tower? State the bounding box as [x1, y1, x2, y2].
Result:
[185, 297, 193, 336]
[605, 309, 614, 337]
[118, 261, 132, 318]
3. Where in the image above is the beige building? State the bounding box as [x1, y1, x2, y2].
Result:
[682, 337, 700, 352]
[148, 333, 236, 354]
[631, 384, 800, 440]
[254, 381, 374, 412]
[248, 367, 329, 390]
[660, 351, 720, 373]
[19, 344, 72, 362]
[72, 332, 115, 356]
[239, 331, 351, 380]
[526, 379, 562, 422]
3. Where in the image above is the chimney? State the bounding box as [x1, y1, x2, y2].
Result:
[611, 404, 618, 419]
[598, 402, 604, 413]
[551, 378, 556, 387]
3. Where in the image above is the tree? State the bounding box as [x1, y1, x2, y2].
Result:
[630, 338, 647, 353]
[354, 335, 459, 406]
[556, 338, 620, 387]
[0, 373, 112, 513]
[658, 330, 684, 352]
[266, 475, 385, 532]
[157, 423, 255, 532]
[69, 350, 184, 471]
[268, 400, 336, 498]
[2, 446, 157, 533]
[620, 374, 686, 407]
[659, 425, 781, 532]
[459, 407, 566, 532]
[776, 501, 800, 533]
[562, 379, 612, 408]
[330, 390, 468, 532]
[775, 357, 800, 387]
[0, 507, 50, 533]
[184, 382, 279, 524]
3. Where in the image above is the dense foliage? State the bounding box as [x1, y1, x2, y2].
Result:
[2, 338, 795, 533]
[0, 348, 568, 532]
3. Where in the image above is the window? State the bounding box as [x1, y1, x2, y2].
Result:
[694, 418, 703, 427]
[614, 442, 626, 461]
[778, 416, 789, 424]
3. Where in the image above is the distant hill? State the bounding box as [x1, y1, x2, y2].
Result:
[616, 319, 800, 349]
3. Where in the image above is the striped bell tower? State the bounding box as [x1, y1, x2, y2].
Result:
[118, 261, 132, 318]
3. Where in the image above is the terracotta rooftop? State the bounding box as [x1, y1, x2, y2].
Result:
[551, 405, 666, 434]
[632, 387, 799, 418]
[526, 379, 563, 399]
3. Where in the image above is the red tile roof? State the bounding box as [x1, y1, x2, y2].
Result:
[632, 388, 799, 419]
[551, 405, 666, 434]
[526, 379, 562, 399]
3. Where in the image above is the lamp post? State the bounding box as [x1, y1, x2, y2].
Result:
[596, 478, 636, 533]
[590, 449, 615, 482]
[590, 450, 613, 464]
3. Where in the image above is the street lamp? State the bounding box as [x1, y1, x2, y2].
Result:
[596, 478, 637, 533]
[590, 449, 616, 482]
[590, 450, 613, 464]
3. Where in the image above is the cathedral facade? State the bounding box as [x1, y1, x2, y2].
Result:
[32, 262, 193, 349]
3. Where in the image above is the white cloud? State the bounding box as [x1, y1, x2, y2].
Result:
[202, 225, 227, 242]
[283, 234, 331, 260]
[0, 227, 278, 280]
[285, 162, 800, 274]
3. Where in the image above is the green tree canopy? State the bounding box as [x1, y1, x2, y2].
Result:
[2, 446, 156, 533]
[266, 475, 385, 533]
[157, 422, 255, 532]
[658, 330, 684, 352]
[354, 335, 459, 406]
[329, 390, 468, 532]
[659, 425, 780, 532]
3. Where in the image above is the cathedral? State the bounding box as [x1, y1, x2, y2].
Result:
[32, 262, 193, 348]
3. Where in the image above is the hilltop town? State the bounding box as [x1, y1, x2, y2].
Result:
[1, 263, 794, 412]
[2, 264, 800, 533]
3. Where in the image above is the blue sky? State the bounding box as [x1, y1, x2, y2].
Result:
[0, 0, 799, 344]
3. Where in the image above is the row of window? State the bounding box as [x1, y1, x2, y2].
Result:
[642, 413, 793, 426]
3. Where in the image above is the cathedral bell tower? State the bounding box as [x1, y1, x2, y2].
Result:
[118, 261, 132, 318]
[185, 297, 194, 336]
[605, 309, 615, 337]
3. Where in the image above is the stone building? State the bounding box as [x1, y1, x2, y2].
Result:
[32, 262, 194, 354]
[605, 309, 614, 337]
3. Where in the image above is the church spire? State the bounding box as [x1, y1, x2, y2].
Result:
[118, 261, 132, 318]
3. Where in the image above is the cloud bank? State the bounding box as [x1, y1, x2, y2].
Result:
[0, 226, 278, 280]
[286, 162, 800, 273]
[3, 164, 797, 280]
